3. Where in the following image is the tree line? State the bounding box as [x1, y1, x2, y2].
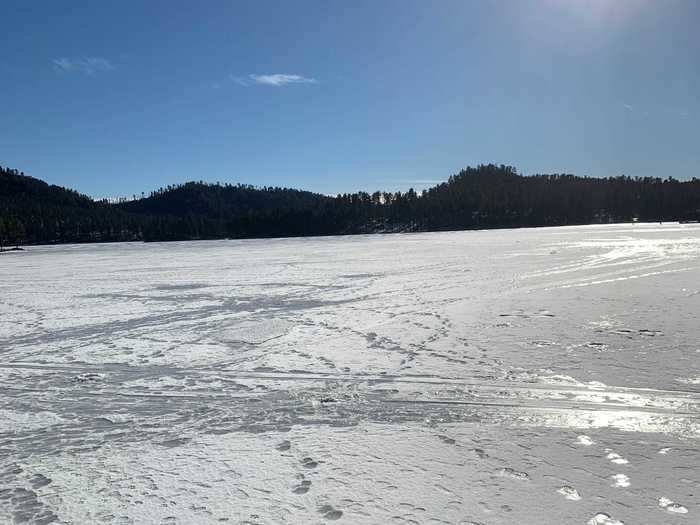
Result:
[1, 164, 699, 246]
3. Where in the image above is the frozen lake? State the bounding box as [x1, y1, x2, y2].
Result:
[1, 223, 699, 524]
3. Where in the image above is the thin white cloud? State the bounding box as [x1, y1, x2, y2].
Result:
[230, 73, 316, 87]
[250, 73, 316, 86]
[52, 57, 115, 75]
[623, 103, 634, 112]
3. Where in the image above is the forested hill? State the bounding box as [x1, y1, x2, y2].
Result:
[0, 167, 124, 246]
[118, 182, 338, 240]
[1, 164, 700, 246]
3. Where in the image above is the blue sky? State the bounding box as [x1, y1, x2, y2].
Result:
[1, 0, 699, 198]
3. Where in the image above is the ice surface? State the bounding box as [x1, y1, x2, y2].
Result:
[1, 223, 699, 523]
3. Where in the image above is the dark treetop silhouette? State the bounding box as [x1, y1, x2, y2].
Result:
[1, 164, 699, 246]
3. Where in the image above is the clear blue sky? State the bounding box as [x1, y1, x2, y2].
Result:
[1, 0, 699, 198]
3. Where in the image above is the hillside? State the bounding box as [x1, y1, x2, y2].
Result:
[118, 182, 338, 240]
[0, 167, 342, 244]
[0, 167, 136, 245]
[2, 164, 700, 246]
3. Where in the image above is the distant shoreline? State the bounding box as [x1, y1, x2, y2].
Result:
[3, 164, 700, 246]
[9, 220, 697, 250]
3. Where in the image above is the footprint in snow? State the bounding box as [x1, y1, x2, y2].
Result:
[301, 457, 318, 469]
[576, 435, 594, 446]
[276, 440, 291, 451]
[159, 437, 190, 448]
[587, 513, 624, 525]
[71, 372, 105, 383]
[472, 448, 488, 459]
[611, 474, 630, 488]
[605, 450, 629, 465]
[557, 486, 581, 501]
[292, 479, 311, 494]
[659, 497, 688, 514]
[29, 474, 52, 489]
[318, 505, 343, 520]
[497, 467, 529, 481]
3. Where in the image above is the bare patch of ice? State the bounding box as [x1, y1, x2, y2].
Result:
[0, 409, 65, 432]
[218, 319, 291, 345]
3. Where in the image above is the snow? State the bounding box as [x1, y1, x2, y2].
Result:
[1, 223, 699, 523]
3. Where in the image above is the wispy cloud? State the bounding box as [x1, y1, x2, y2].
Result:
[230, 73, 316, 87]
[251, 74, 316, 86]
[52, 57, 116, 75]
[623, 103, 634, 112]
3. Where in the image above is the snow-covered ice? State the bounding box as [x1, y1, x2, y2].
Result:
[1, 223, 699, 523]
